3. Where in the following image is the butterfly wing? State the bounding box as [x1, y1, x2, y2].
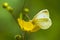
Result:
[32, 9, 52, 29]
[33, 9, 49, 20]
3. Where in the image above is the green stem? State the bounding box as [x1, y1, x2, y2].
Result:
[22, 31, 25, 40]
[20, 12, 23, 19]
[20, 13, 25, 40]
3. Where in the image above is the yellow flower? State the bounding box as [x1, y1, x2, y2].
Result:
[17, 18, 40, 32]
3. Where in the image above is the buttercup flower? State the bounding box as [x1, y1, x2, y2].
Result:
[18, 19, 37, 32]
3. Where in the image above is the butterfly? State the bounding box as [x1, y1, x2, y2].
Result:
[31, 9, 52, 30]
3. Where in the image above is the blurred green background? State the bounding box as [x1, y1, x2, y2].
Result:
[0, 0, 60, 40]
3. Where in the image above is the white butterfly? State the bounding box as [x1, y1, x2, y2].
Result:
[32, 9, 52, 30]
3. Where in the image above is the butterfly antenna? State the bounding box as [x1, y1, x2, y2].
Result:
[25, 14, 30, 20]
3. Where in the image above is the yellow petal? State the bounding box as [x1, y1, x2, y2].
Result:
[18, 18, 24, 29]
[17, 18, 36, 32]
[30, 26, 40, 32]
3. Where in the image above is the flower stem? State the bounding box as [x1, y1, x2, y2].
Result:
[20, 12, 23, 19]
[22, 31, 25, 40]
